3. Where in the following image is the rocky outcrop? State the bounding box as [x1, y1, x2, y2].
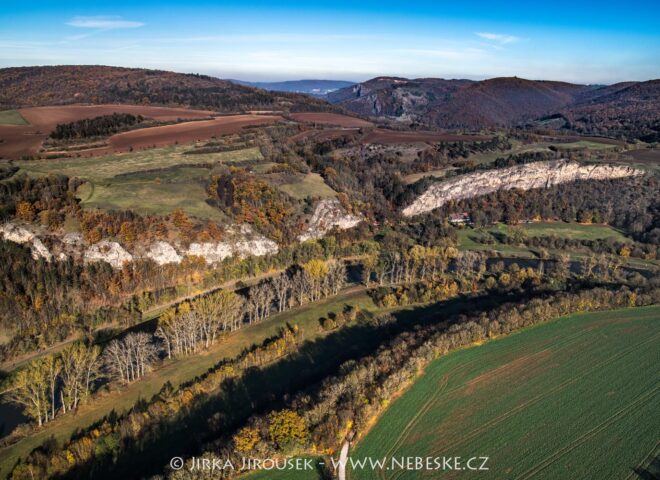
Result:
[144, 241, 182, 265]
[0, 222, 278, 267]
[187, 224, 278, 264]
[84, 241, 133, 268]
[402, 160, 642, 217]
[298, 199, 362, 242]
[0, 223, 53, 261]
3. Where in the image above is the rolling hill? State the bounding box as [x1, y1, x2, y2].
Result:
[328, 76, 660, 139]
[0, 65, 339, 112]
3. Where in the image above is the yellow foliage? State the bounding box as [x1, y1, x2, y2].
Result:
[233, 426, 261, 454]
[303, 259, 329, 279]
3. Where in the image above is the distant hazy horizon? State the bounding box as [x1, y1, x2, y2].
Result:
[2, 0, 659, 84]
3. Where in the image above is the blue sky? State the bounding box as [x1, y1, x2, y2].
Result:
[1, 0, 659, 83]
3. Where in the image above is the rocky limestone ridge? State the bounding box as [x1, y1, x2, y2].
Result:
[84, 241, 134, 268]
[298, 199, 362, 242]
[402, 160, 643, 217]
[0, 222, 278, 268]
[187, 224, 278, 264]
[0, 223, 53, 261]
[143, 241, 183, 266]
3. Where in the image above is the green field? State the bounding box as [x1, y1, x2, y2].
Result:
[16, 144, 262, 181]
[551, 140, 618, 151]
[76, 167, 226, 219]
[458, 222, 628, 250]
[349, 305, 660, 480]
[0, 287, 376, 479]
[16, 145, 262, 220]
[0, 110, 28, 125]
[277, 172, 337, 199]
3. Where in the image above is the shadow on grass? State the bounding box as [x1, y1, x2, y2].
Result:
[54, 289, 544, 480]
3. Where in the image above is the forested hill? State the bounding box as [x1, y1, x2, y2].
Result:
[328, 76, 660, 140]
[0, 65, 341, 112]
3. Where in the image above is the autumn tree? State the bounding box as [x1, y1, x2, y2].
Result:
[15, 201, 36, 221]
[233, 426, 261, 454]
[268, 409, 308, 451]
[5, 360, 48, 426]
[59, 342, 101, 413]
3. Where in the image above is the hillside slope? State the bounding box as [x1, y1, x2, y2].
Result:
[329, 76, 660, 139]
[562, 80, 660, 140]
[0, 65, 338, 112]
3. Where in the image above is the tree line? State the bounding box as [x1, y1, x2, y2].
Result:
[49, 113, 145, 140]
[5, 262, 660, 478]
[2, 258, 348, 431]
[168, 284, 659, 479]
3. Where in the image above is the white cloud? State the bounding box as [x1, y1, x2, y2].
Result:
[476, 32, 519, 44]
[67, 16, 144, 29]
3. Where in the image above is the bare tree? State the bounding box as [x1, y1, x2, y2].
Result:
[59, 342, 100, 413]
[271, 275, 290, 313]
[326, 260, 347, 296]
[103, 332, 158, 384]
[290, 270, 307, 307]
[246, 283, 274, 324]
[42, 354, 62, 421]
[155, 290, 244, 357]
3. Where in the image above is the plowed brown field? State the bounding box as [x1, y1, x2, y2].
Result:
[0, 104, 216, 158]
[80, 114, 282, 156]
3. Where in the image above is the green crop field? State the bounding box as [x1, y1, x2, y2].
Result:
[277, 172, 337, 199]
[0, 109, 28, 125]
[349, 305, 660, 480]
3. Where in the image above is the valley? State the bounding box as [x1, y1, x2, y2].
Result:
[0, 60, 657, 480]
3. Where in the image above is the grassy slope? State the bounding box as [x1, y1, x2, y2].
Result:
[77, 167, 226, 220]
[0, 288, 375, 478]
[278, 173, 337, 199]
[457, 222, 628, 252]
[0, 110, 28, 125]
[350, 305, 660, 480]
[15, 145, 261, 220]
[16, 145, 262, 181]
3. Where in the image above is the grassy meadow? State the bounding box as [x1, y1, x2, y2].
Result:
[349, 305, 660, 480]
[277, 172, 337, 199]
[458, 222, 628, 250]
[16, 145, 263, 181]
[551, 140, 618, 151]
[0, 110, 28, 125]
[15, 145, 262, 220]
[76, 167, 227, 220]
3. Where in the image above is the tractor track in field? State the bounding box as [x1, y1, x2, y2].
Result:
[382, 327, 658, 480]
[516, 385, 659, 480]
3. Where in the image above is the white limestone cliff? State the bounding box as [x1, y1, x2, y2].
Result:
[298, 199, 362, 242]
[402, 160, 642, 217]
